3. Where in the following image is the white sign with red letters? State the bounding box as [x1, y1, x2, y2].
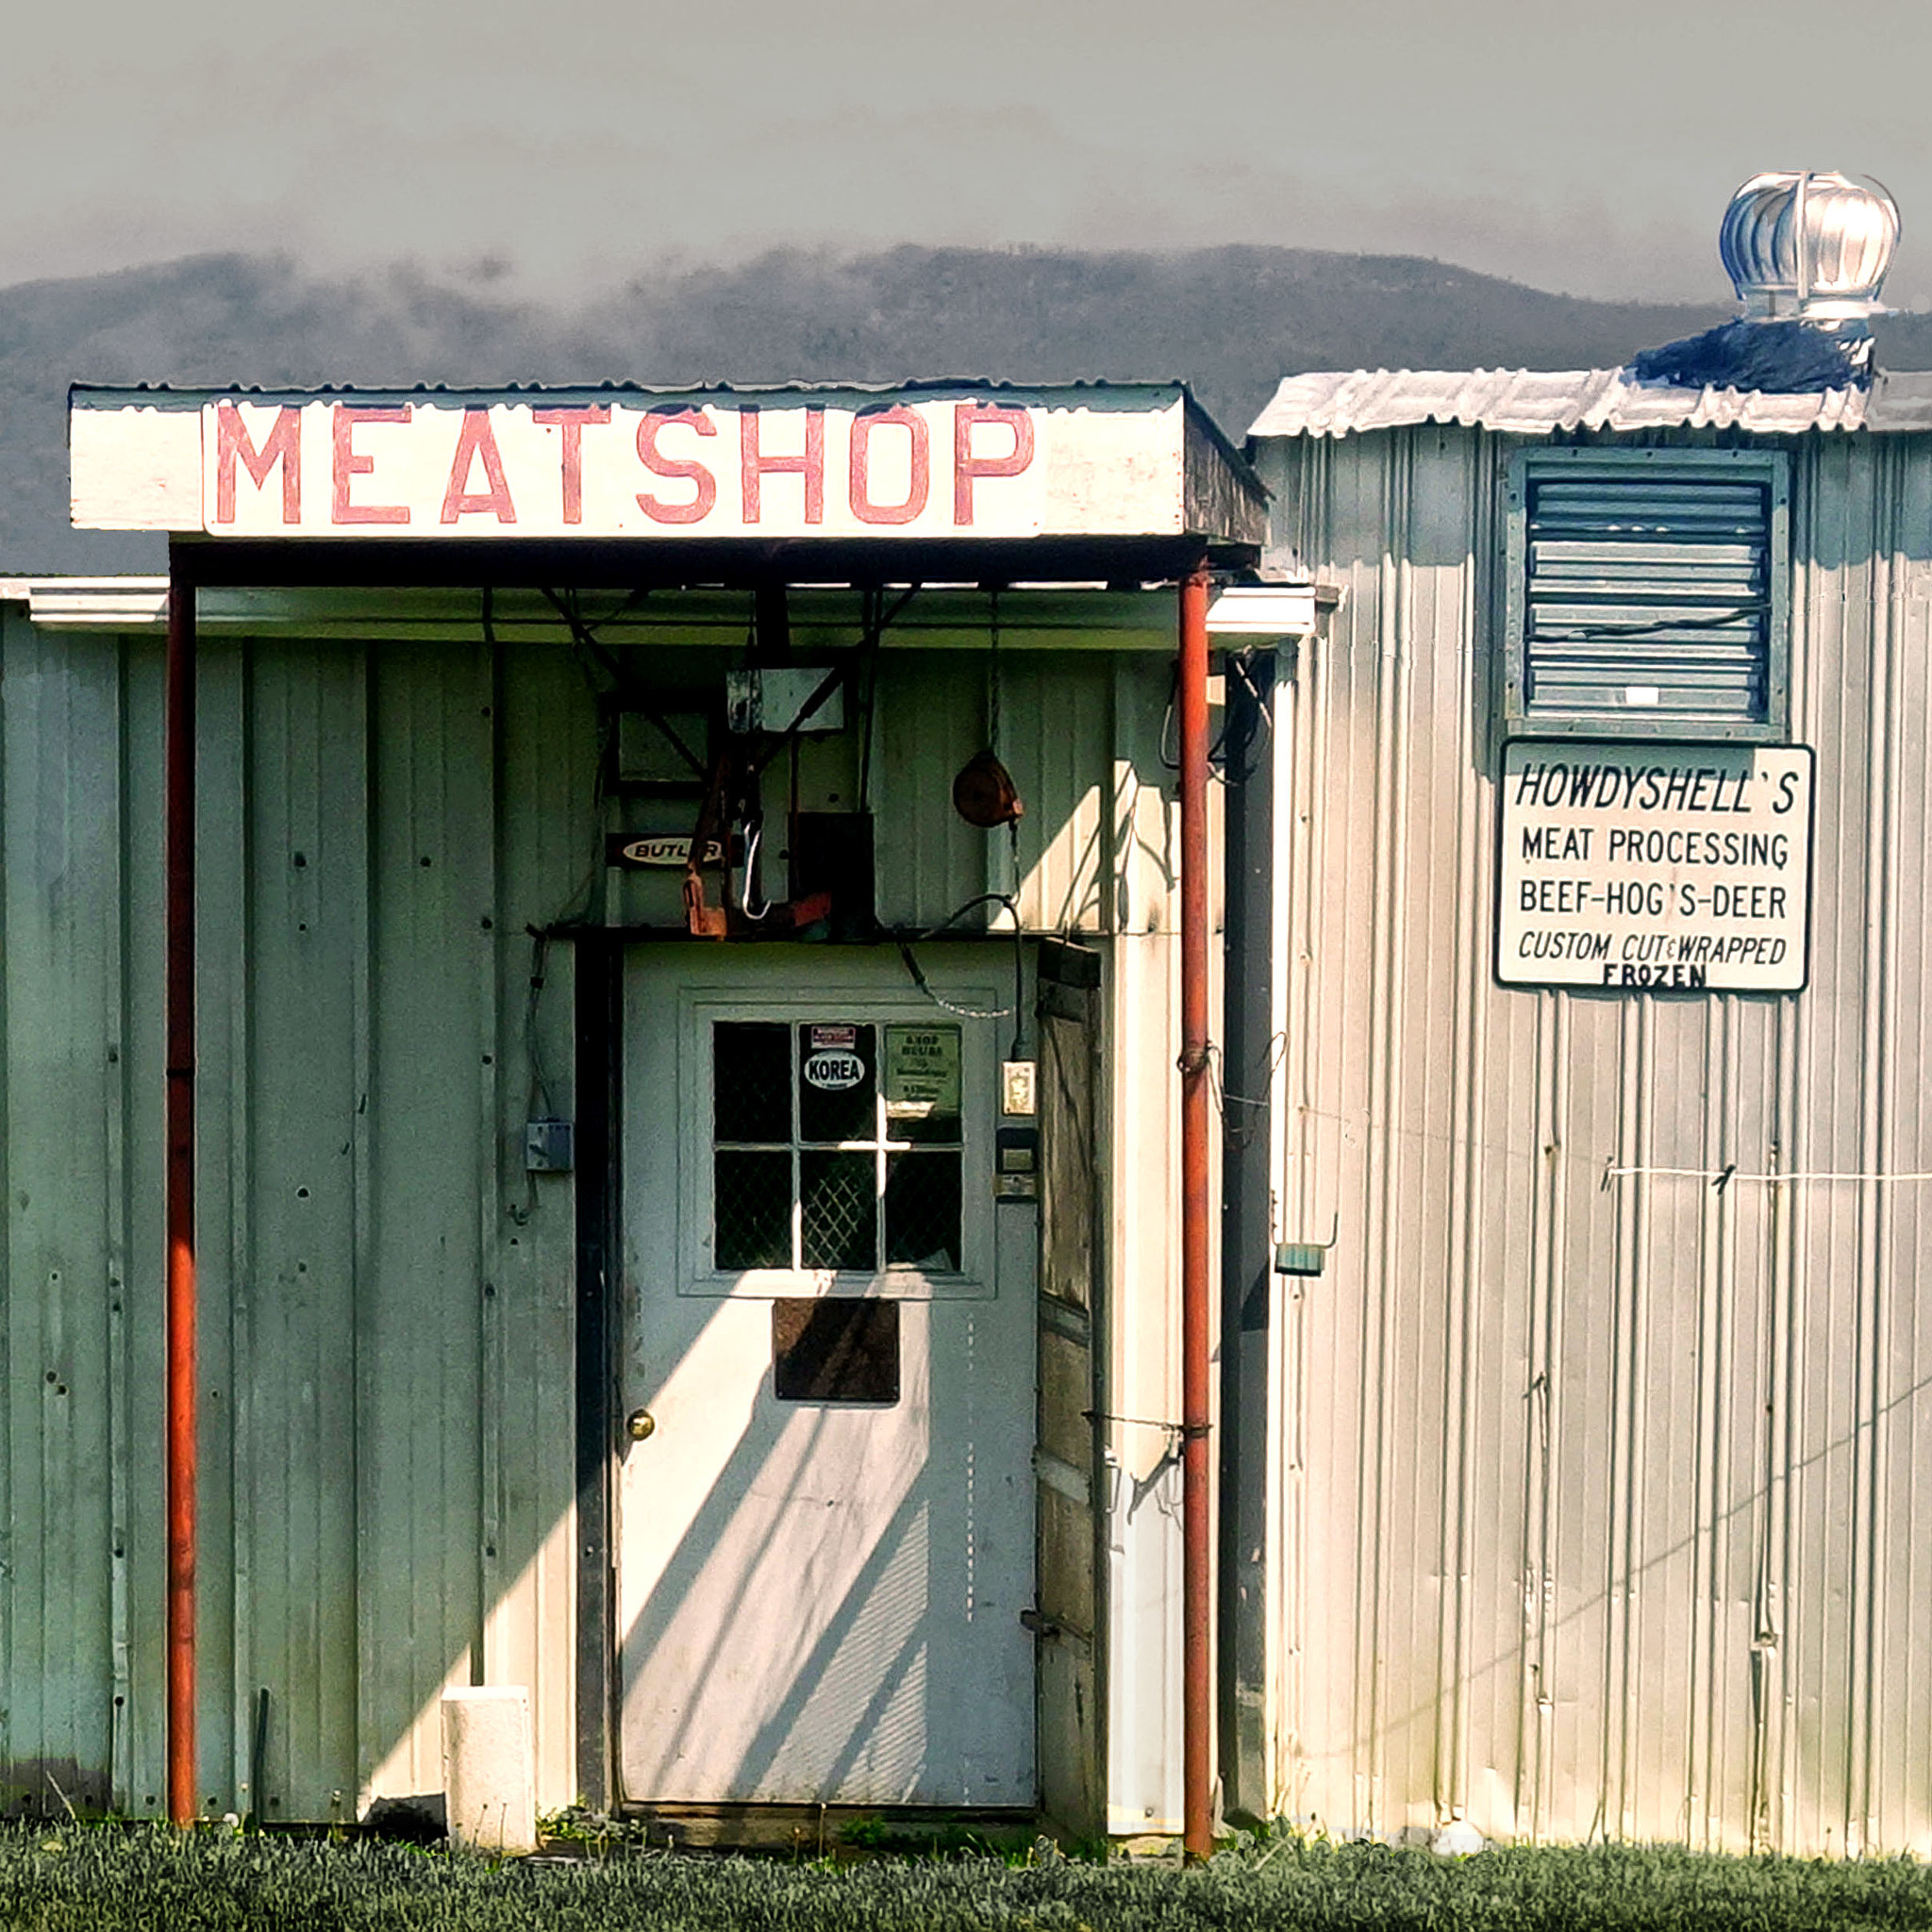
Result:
[70, 388, 1203, 541]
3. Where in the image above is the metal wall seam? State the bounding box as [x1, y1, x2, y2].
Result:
[1002, 653, 1113, 936]
[105, 631, 133, 1812]
[482, 638, 594, 1811]
[1520, 989, 1568, 1841]
[1439, 426, 1491, 1836]
[197, 634, 250, 1823]
[477, 637, 507, 1725]
[873, 655, 979, 931]
[1880, 454, 1932, 1854]
[1846, 441, 1894, 1855]
[1102, 639, 1184, 1833]
[0, 618, 132, 1811]
[0, 605, 18, 1812]
[1687, 997, 1728, 1847]
[123, 638, 168, 1816]
[1798, 433, 1871, 1852]
[345, 642, 377, 1824]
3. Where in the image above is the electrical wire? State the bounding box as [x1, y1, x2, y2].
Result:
[1601, 1159, 1932, 1190]
[892, 891, 1024, 1024]
[523, 930, 556, 1120]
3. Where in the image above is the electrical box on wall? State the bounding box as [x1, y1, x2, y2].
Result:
[725, 668, 845, 736]
[994, 1124, 1039, 1202]
[525, 1118, 575, 1173]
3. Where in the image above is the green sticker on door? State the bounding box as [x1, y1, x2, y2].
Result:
[883, 1024, 960, 1119]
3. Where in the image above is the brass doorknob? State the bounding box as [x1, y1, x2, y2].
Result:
[625, 1408, 657, 1442]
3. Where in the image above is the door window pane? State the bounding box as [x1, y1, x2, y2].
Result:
[797, 1024, 876, 1143]
[800, 1151, 877, 1272]
[883, 1024, 962, 1144]
[714, 1022, 792, 1143]
[884, 1151, 962, 1271]
[714, 1150, 791, 1268]
[709, 1014, 968, 1280]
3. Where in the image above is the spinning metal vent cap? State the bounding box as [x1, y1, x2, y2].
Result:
[1720, 171, 1899, 321]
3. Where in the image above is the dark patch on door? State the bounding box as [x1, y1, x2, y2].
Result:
[772, 1297, 900, 1403]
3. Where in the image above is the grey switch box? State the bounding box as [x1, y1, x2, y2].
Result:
[525, 1118, 575, 1173]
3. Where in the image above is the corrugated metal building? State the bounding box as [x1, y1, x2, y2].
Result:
[5, 378, 1264, 1836]
[31, 310, 1932, 1860]
[0, 579, 1215, 1826]
[1235, 364, 1932, 1857]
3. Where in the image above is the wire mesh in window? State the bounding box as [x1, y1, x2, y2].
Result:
[801, 1151, 877, 1272]
[713, 1023, 792, 1143]
[714, 1150, 791, 1269]
[884, 1151, 962, 1271]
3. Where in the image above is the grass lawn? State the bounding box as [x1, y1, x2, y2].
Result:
[5, 1824, 1932, 1929]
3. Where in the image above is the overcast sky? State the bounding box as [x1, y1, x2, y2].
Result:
[10, 0, 1932, 308]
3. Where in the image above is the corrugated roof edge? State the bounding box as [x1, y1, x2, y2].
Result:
[68, 375, 1192, 404]
[1244, 367, 1932, 439]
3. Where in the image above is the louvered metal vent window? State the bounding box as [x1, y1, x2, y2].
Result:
[1504, 448, 1790, 740]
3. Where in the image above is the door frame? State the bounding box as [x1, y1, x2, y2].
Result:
[574, 934, 625, 1814]
[584, 937, 1075, 1823]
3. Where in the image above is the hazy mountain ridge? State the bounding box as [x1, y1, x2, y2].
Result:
[11, 245, 1928, 572]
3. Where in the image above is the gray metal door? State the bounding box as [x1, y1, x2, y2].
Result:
[616, 945, 1037, 1807]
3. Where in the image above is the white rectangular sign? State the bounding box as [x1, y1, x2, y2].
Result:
[68, 388, 1210, 541]
[1498, 741, 1813, 992]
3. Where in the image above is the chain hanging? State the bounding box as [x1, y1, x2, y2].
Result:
[988, 586, 1002, 758]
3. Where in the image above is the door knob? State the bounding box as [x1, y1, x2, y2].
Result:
[625, 1408, 657, 1442]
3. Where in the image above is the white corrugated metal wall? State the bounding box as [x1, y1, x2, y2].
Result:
[1253, 422, 1932, 1855]
[0, 586, 1204, 1827]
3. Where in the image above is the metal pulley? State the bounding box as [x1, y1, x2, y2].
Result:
[952, 749, 1024, 828]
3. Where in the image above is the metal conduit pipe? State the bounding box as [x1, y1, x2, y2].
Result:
[165, 560, 198, 1824]
[1178, 560, 1213, 1862]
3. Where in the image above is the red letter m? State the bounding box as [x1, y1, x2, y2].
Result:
[215, 404, 301, 525]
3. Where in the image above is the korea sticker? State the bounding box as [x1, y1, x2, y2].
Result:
[804, 1024, 865, 1091]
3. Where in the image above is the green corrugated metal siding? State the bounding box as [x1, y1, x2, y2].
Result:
[0, 619, 150, 1813]
[0, 617, 593, 1820]
[0, 593, 1186, 1824]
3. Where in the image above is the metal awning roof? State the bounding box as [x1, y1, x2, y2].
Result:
[1246, 367, 1932, 440]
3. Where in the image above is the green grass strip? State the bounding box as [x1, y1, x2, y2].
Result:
[5, 1825, 1932, 1931]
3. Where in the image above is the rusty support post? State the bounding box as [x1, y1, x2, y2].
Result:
[165, 558, 197, 1824]
[1178, 559, 1212, 1861]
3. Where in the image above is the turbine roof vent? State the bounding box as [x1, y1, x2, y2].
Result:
[1720, 171, 1899, 322]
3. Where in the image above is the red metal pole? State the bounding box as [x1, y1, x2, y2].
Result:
[165, 562, 198, 1825]
[1178, 559, 1213, 1861]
